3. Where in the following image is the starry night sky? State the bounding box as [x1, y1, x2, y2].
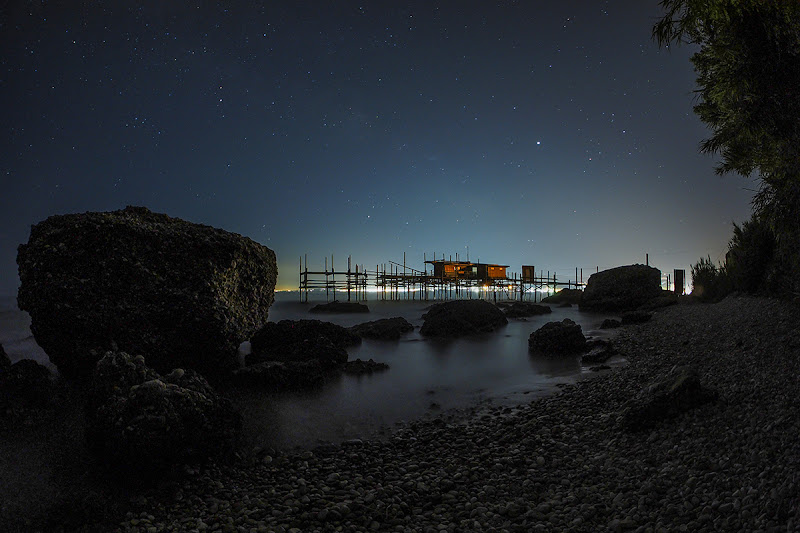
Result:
[1, 1, 755, 295]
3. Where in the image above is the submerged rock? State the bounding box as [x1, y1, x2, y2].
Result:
[87, 351, 240, 475]
[540, 288, 583, 305]
[17, 206, 277, 379]
[420, 300, 508, 337]
[232, 360, 326, 390]
[500, 302, 552, 318]
[342, 358, 389, 375]
[248, 319, 360, 368]
[528, 319, 587, 355]
[310, 301, 370, 314]
[350, 317, 414, 340]
[580, 264, 662, 312]
[619, 365, 718, 431]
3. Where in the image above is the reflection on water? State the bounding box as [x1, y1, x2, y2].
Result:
[231, 293, 614, 450]
[0, 292, 617, 451]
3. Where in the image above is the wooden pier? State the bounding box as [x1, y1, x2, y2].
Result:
[299, 253, 589, 303]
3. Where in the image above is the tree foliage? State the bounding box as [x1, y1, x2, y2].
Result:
[655, 1, 800, 294]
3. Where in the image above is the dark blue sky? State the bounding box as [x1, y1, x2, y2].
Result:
[1, 1, 753, 294]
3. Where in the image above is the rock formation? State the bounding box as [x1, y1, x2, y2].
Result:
[248, 319, 360, 368]
[540, 288, 583, 305]
[528, 319, 587, 355]
[499, 302, 552, 318]
[17, 206, 277, 378]
[619, 365, 718, 431]
[350, 317, 414, 340]
[420, 300, 508, 337]
[86, 351, 240, 475]
[580, 264, 662, 312]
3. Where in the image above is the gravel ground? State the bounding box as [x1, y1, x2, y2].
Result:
[116, 296, 800, 533]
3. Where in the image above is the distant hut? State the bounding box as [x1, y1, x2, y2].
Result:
[425, 260, 508, 282]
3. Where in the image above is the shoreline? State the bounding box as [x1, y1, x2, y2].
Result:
[109, 295, 799, 532]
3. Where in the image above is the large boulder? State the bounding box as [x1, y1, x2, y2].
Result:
[17, 206, 277, 379]
[87, 351, 240, 475]
[248, 319, 360, 368]
[528, 319, 587, 355]
[350, 317, 414, 340]
[619, 366, 718, 431]
[420, 300, 508, 337]
[580, 264, 662, 312]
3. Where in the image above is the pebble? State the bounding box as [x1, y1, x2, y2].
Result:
[115, 297, 799, 533]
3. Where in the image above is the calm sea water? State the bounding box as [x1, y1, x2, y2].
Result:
[0, 292, 619, 451]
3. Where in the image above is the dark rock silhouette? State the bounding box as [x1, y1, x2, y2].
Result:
[87, 351, 240, 475]
[420, 300, 508, 337]
[17, 206, 276, 379]
[621, 310, 653, 325]
[0, 359, 55, 416]
[580, 264, 662, 312]
[619, 366, 718, 431]
[309, 301, 369, 313]
[581, 339, 616, 364]
[342, 358, 389, 375]
[600, 318, 622, 329]
[232, 360, 325, 390]
[637, 291, 679, 310]
[248, 319, 360, 368]
[0, 343, 9, 371]
[350, 317, 414, 340]
[500, 302, 552, 318]
[541, 288, 583, 305]
[528, 319, 587, 355]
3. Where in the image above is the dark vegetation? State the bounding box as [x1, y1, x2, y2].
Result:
[654, 1, 800, 299]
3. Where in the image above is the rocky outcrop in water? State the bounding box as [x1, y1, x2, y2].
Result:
[528, 319, 587, 355]
[350, 317, 414, 340]
[619, 365, 718, 431]
[342, 358, 389, 375]
[310, 301, 369, 314]
[420, 300, 508, 337]
[580, 264, 662, 312]
[540, 288, 583, 305]
[248, 320, 360, 368]
[232, 360, 326, 390]
[499, 302, 552, 318]
[17, 206, 277, 379]
[87, 351, 240, 475]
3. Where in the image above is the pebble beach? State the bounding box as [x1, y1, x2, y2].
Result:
[114, 295, 800, 533]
